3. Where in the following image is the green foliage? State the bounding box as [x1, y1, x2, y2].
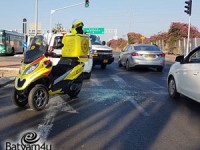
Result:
[108, 21, 200, 54]
[167, 22, 200, 53]
[150, 32, 168, 43]
[107, 38, 128, 51]
[127, 32, 142, 44]
[52, 23, 65, 33]
[127, 32, 151, 44]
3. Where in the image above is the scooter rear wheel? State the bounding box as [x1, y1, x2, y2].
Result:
[68, 82, 83, 98]
[28, 85, 49, 111]
[12, 89, 28, 107]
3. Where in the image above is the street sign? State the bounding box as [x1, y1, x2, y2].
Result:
[83, 28, 104, 34]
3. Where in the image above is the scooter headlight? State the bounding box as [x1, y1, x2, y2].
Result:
[24, 64, 39, 75]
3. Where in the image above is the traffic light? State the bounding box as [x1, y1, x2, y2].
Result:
[184, 0, 192, 15]
[85, 0, 89, 7]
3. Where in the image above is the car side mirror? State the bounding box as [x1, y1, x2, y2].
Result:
[175, 55, 184, 63]
[102, 41, 106, 45]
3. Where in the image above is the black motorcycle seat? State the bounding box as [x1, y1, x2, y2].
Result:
[50, 57, 79, 78]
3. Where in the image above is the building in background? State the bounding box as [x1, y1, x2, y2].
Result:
[28, 23, 42, 35]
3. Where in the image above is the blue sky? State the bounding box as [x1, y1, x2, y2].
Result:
[0, 0, 200, 41]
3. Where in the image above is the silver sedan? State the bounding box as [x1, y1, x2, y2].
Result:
[118, 44, 165, 72]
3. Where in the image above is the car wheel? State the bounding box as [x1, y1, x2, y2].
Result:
[12, 89, 28, 107]
[68, 82, 82, 98]
[168, 76, 180, 99]
[157, 67, 163, 72]
[118, 59, 122, 67]
[126, 60, 131, 71]
[101, 64, 106, 69]
[28, 85, 49, 111]
[84, 72, 91, 79]
[10, 48, 15, 56]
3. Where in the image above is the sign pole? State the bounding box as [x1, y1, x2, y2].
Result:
[35, 0, 38, 35]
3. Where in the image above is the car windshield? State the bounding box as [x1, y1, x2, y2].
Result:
[90, 35, 102, 45]
[24, 35, 47, 64]
[134, 45, 161, 51]
[53, 36, 63, 48]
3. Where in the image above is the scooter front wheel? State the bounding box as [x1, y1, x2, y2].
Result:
[28, 85, 49, 111]
[12, 89, 28, 107]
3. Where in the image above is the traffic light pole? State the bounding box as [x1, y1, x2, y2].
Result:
[50, 2, 84, 33]
[184, 0, 192, 55]
[186, 15, 191, 55]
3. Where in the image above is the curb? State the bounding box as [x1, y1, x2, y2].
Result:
[0, 67, 20, 71]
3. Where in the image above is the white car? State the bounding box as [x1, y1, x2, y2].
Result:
[167, 46, 200, 102]
[48, 33, 64, 56]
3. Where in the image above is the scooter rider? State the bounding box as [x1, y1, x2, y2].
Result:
[70, 19, 84, 34]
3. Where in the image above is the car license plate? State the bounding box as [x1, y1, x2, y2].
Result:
[103, 59, 108, 63]
[146, 54, 155, 58]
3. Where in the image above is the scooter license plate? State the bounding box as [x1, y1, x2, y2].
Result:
[103, 59, 108, 63]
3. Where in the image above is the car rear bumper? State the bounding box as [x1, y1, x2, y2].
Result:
[93, 56, 114, 65]
[130, 59, 165, 68]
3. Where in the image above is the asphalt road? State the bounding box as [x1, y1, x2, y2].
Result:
[0, 53, 200, 150]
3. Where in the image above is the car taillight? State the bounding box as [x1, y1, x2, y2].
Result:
[50, 46, 54, 51]
[160, 53, 165, 57]
[131, 52, 139, 56]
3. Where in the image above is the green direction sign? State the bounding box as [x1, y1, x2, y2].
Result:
[83, 28, 104, 34]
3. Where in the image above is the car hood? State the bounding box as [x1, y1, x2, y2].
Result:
[92, 45, 112, 51]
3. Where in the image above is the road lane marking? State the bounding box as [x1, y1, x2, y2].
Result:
[129, 99, 150, 117]
[37, 96, 77, 140]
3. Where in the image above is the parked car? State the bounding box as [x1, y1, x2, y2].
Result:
[48, 33, 64, 56]
[168, 46, 200, 102]
[48, 33, 93, 79]
[118, 44, 165, 72]
[90, 34, 114, 69]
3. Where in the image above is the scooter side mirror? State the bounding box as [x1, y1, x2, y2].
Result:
[43, 60, 52, 68]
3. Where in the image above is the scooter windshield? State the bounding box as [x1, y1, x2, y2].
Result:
[24, 49, 45, 64]
[24, 35, 47, 64]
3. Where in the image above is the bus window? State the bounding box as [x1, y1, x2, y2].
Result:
[0, 30, 24, 55]
[6, 35, 10, 44]
[0, 36, 5, 45]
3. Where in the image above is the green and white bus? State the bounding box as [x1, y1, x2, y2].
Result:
[0, 30, 24, 55]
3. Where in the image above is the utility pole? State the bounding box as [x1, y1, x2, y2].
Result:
[35, 0, 38, 35]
